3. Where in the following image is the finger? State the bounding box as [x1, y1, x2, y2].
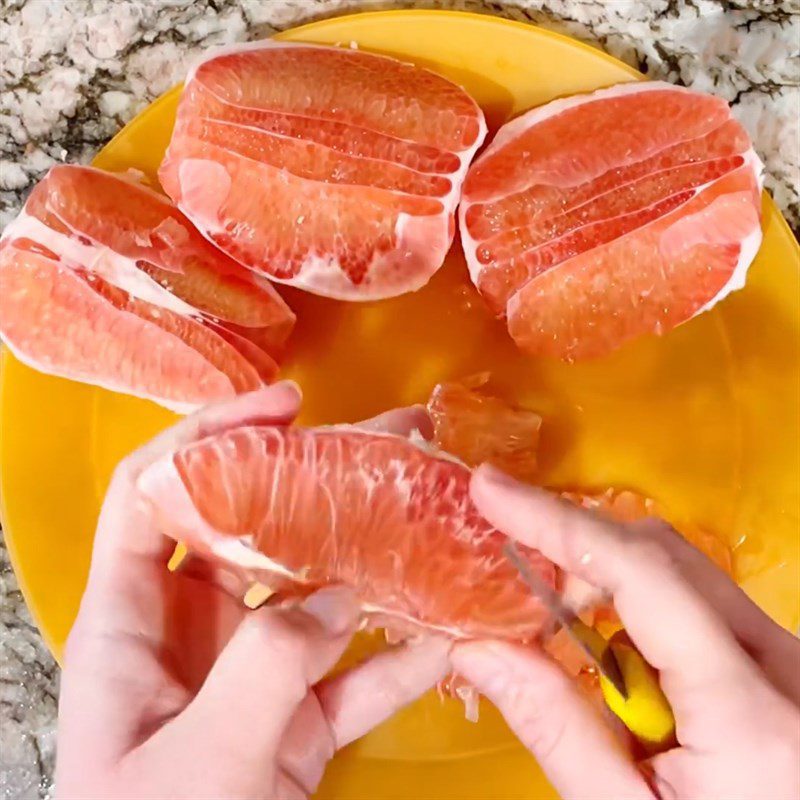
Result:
[177, 587, 358, 771]
[125, 380, 303, 475]
[99, 380, 302, 550]
[279, 693, 335, 794]
[631, 519, 800, 705]
[451, 641, 653, 800]
[61, 386, 304, 762]
[317, 637, 451, 748]
[356, 404, 434, 440]
[470, 466, 761, 710]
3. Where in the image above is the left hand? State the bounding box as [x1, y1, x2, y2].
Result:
[55, 383, 450, 800]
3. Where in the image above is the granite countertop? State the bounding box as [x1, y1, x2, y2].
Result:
[1, 1, 798, 797]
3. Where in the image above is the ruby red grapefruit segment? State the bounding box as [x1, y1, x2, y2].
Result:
[459, 82, 763, 360]
[463, 83, 733, 203]
[137, 424, 556, 641]
[160, 41, 486, 300]
[172, 116, 454, 199]
[507, 171, 761, 360]
[463, 119, 751, 242]
[183, 42, 484, 151]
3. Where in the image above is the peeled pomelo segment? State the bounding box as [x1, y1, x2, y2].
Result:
[1, 164, 294, 409]
[137, 425, 556, 641]
[427, 377, 541, 483]
[0, 246, 253, 412]
[162, 42, 485, 300]
[658, 189, 761, 261]
[460, 82, 763, 359]
[24, 165, 185, 267]
[464, 120, 751, 241]
[137, 260, 294, 355]
[507, 170, 761, 360]
[172, 116, 454, 198]
[188, 43, 484, 151]
[200, 322, 278, 384]
[463, 83, 732, 203]
[185, 80, 463, 174]
[10, 165, 295, 356]
[85, 269, 268, 394]
[163, 145, 451, 299]
[200, 322, 279, 384]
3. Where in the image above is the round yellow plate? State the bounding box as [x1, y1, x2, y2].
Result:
[2, 10, 799, 799]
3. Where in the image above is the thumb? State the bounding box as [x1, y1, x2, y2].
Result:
[178, 587, 358, 775]
[452, 641, 654, 800]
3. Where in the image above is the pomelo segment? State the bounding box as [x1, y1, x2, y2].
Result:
[137, 424, 556, 641]
[160, 42, 486, 300]
[0, 165, 295, 412]
[0, 248, 256, 409]
[459, 82, 763, 360]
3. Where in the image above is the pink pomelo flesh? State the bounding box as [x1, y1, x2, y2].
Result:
[137, 424, 556, 641]
[459, 82, 763, 360]
[0, 165, 295, 411]
[159, 42, 487, 300]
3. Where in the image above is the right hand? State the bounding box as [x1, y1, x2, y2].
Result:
[452, 464, 800, 800]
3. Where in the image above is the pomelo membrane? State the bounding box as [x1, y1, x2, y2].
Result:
[0, 166, 295, 412]
[159, 41, 486, 300]
[459, 82, 763, 360]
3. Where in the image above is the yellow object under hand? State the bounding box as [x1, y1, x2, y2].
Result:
[572, 621, 676, 748]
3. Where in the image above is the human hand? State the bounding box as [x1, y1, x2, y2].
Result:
[56, 384, 450, 800]
[452, 465, 800, 800]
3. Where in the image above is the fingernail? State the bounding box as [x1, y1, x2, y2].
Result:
[451, 642, 515, 695]
[474, 463, 521, 489]
[302, 586, 358, 635]
[472, 463, 531, 491]
[274, 379, 303, 400]
[408, 405, 435, 440]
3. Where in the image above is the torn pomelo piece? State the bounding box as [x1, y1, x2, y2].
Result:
[0, 165, 295, 412]
[159, 41, 486, 300]
[137, 424, 556, 641]
[427, 376, 541, 482]
[459, 82, 763, 360]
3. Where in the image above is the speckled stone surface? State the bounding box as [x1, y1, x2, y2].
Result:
[0, 1, 798, 797]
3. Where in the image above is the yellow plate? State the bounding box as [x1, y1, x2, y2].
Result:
[2, 9, 799, 799]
